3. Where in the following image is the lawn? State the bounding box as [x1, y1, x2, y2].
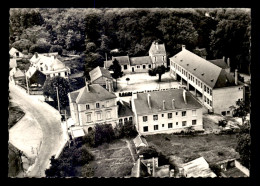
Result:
[8, 143, 23, 177]
[8, 103, 25, 129]
[145, 133, 238, 165]
[80, 139, 134, 177]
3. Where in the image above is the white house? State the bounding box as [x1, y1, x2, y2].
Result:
[131, 88, 203, 135]
[169, 45, 244, 115]
[148, 41, 167, 68]
[9, 47, 24, 59]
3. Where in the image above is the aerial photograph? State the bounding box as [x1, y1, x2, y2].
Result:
[8, 8, 251, 178]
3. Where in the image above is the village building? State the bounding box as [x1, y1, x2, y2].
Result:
[68, 83, 118, 133]
[131, 88, 203, 135]
[133, 135, 148, 153]
[89, 66, 114, 92]
[178, 157, 217, 178]
[29, 52, 70, 79]
[9, 58, 17, 69]
[104, 41, 167, 74]
[169, 45, 244, 115]
[26, 66, 47, 87]
[9, 47, 24, 59]
[117, 100, 133, 125]
[9, 67, 25, 85]
[208, 56, 231, 73]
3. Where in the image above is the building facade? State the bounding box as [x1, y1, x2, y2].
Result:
[68, 84, 118, 133]
[169, 45, 244, 115]
[131, 88, 203, 135]
[148, 41, 167, 68]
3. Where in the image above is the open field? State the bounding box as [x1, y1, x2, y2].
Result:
[80, 139, 134, 177]
[145, 133, 238, 164]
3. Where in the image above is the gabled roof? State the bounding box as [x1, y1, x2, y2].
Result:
[112, 56, 130, 65]
[149, 41, 166, 55]
[133, 135, 148, 148]
[117, 100, 133, 117]
[69, 84, 117, 104]
[133, 89, 202, 115]
[9, 47, 23, 57]
[13, 68, 25, 78]
[50, 58, 66, 71]
[26, 66, 37, 78]
[130, 56, 152, 66]
[9, 59, 17, 68]
[209, 59, 229, 69]
[89, 66, 112, 82]
[170, 48, 236, 88]
[180, 157, 216, 178]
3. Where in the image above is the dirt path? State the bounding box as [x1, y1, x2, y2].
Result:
[123, 139, 135, 163]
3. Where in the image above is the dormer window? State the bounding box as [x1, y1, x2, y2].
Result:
[201, 73, 204, 76]
[187, 64, 189, 66]
[211, 79, 214, 82]
[180, 59, 183, 62]
[96, 103, 100, 108]
[194, 68, 196, 71]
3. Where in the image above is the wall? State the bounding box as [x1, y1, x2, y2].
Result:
[213, 86, 244, 115]
[131, 64, 151, 73]
[136, 108, 203, 135]
[121, 64, 131, 74]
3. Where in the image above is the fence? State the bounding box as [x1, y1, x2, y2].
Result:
[118, 87, 180, 97]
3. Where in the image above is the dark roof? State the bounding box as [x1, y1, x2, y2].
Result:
[149, 41, 166, 55]
[170, 48, 236, 88]
[130, 56, 152, 65]
[69, 84, 117, 104]
[112, 56, 130, 65]
[117, 100, 133, 117]
[193, 48, 208, 57]
[133, 89, 202, 115]
[209, 59, 229, 69]
[89, 66, 112, 82]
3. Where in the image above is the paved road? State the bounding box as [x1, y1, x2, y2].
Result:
[9, 84, 64, 177]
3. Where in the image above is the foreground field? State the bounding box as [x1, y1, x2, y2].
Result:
[145, 133, 238, 165]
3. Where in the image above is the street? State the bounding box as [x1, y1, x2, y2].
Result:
[9, 83, 64, 177]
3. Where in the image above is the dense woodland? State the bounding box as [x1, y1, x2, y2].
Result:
[9, 8, 251, 74]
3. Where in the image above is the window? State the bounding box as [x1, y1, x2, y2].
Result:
[148, 64, 152, 68]
[207, 98, 209, 104]
[154, 125, 159, 130]
[124, 118, 128, 122]
[129, 117, 132, 121]
[143, 116, 148, 122]
[119, 119, 123, 124]
[227, 111, 230, 115]
[162, 124, 164, 127]
[162, 114, 164, 117]
[221, 111, 226, 116]
[106, 111, 111, 119]
[204, 85, 206, 91]
[168, 113, 172, 118]
[201, 83, 203, 88]
[86, 105, 90, 110]
[106, 101, 109, 107]
[155, 57, 157, 62]
[188, 74, 190, 79]
[182, 121, 187, 126]
[40, 67, 43, 71]
[176, 122, 178, 125]
[210, 89, 212, 95]
[96, 103, 100, 108]
[137, 65, 140, 68]
[182, 111, 186, 117]
[86, 114, 91, 122]
[210, 100, 212, 106]
[196, 79, 197, 85]
[65, 71, 67, 76]
[163, 56, 165, 61]
[96, 113, 102, 120]
[58, 72, 61, 76]
[168, 123, 173, 128]
[16, 52, 19, 57]
[153, 115, 158, 121]
[192, 110, 196, 116]
[204, 97, 207, 102]
[176, 112, 178, 116]
[143, 65, 146, 69]
[124, 65, 127, 70]
[198, 81, 200, 87]
[143, 126, 148, 132]
[207, 87, 209, 94]
[192, 120, 197, 125]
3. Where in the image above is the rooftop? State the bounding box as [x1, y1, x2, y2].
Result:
[117, 100, 133, 117]
[209, 59, 230, 69]
[112, 56, 130, 65]
[170, 48, 237, 88]
[133, 135, 148, 148]
[13, 68, 25, 78]
[69, 84, 117, 104]
[149, 41, 167, 55]
[130, 56, 152, 66]
[133, 88, 202, 115]
[89, 66, 112, 82]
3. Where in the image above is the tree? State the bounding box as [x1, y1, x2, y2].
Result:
[148, 65, 166, 82]
[236, 121, 250, 168]
[42, 76, 71, 110]
[29, 42, 51, 53]
[49, 45, 63, 55]
[233, 100, 250, 124]
[109, 59, 123, 90]
[138, 146, 159, 159]
[11, 39, 33, 52]
[122, 120, 138, 138]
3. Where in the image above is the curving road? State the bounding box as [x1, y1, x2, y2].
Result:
[9, 83, 64, 177]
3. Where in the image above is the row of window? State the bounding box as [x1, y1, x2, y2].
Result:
[86, 111, 112, 122]
[143, 110, 197, 122]
[86, 102, 110, 110]
[124, 64, 153, 70]
[172, 62, 212, 96]
[143, 120, 197, 132]
[204, 97, 212, 107]
[119, 117, 133, 124]
[154, 56, 165, 62]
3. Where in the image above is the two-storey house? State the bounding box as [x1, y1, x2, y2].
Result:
[131, 88, 203, 135]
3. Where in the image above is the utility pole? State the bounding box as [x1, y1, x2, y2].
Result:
[56, 86, 60, 113]
[24, 70, 30, 94]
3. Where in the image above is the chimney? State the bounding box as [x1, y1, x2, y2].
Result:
[182, 45, 186, 51]
[147, 94, 151, 109]
[183, 89, 187, 104]
[223, 56, 225, 62]
[172, 99, 175, 109]
[139, 155, 144, 160]
[235, 69, 238, 85]
[227, 57, 230, 67]
[51, 55, 55, 61]
[35, 52, 38, 58]
[156, 42, 159, 50]
[108, 81, 112, 92]
[129, 98, 132, 109]
[163, 100, 166, 110]
[85, 78, 90, 92]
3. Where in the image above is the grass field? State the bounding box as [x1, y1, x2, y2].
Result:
[80, 140, 134, 177]
[8, 143, 23, 177]
[145, 133, 238, 164]
[8, 103, 25, 129]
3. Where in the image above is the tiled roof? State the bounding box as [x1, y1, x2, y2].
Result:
[149, 42, 166, 55]
[89, 66, 112, 82]
[50, 58, 66, 71]
[69, 84, 117, 104]
[133, 135, 148, 148]
[117, 100, 133, 117]
[133, 89, 202, 115]
[112, 56, 130, 65]
[130, 56, 152, 66]
[170, 48, 236, 88]
[209, 59, 229, 69]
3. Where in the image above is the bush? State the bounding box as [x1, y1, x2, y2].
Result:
[29, 42, 51, 53]
[50, 45, 63, 55]
[148, 69, 156, 76]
